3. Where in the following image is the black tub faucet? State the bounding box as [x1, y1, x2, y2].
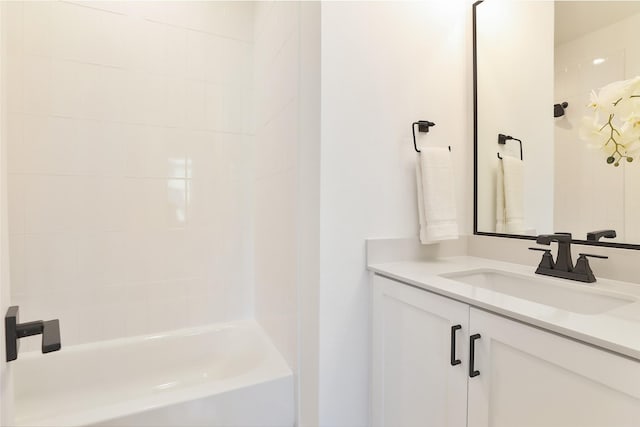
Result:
[5, 306, 61, 362]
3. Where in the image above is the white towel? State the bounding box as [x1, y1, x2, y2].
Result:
[495, 160, 506, 233]
[496, 156, 525, 233]
[416, 147, 459, 244]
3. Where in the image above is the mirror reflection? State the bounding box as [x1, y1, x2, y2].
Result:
[475, 1, 640, 245]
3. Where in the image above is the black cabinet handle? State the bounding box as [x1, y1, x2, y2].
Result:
[469, 333, 481, 378]
[450, 325, 462, 366]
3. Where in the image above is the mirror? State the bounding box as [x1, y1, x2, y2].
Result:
[474, 0, 640, 248]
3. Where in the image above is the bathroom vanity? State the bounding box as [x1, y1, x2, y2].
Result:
[369, 256, 640, 427]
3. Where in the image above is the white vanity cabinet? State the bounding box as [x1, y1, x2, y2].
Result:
[372, 274, 469, 427]
[467, 307, 640, 427]
[372, 274, 640, 427]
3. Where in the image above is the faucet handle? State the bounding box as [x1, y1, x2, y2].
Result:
[578, 253, 608, 260]
[529, 247, 555, 270]
[572, 253, 607, 283]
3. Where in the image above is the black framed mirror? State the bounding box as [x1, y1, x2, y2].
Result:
[473, 0, 640, 250]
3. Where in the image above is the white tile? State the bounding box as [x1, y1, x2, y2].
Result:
[75, 120, 125, 176]
[123, 284, 150, 336]
[165, 25, 187, 78]
[24, 233, 78, 294]
[21, 115, 78, 175]
[76, 232, 125, 288]
[77, 176, 126, 232]
[185, 31, 206, 81]
[23, 1, 53, 56]
[165, 77, 187, 127]
[8, 174, 26, 234]
[184, 79, 206, 129]
[86, 66, 125, 121]
[167, 179, 188, 228]
[94, 8, 127, 67]
[4, 1, 24, 58]
[164, 230, 207, 280]
[6, 55, 24, 114]
[147, 284, 187, 332]
[205, 36, 251, 85]
[255, 101, 298, 178]
[9, 234, 26, 294]
[123, 16, 167, 73]
[50, 1, 100, 64]
[185, 129, 218, 181]
[121, 232, 167, 283]
[143, 73, 169, 125]
[217, 133, 251, 182]
[50, 59, 86, 118]
[122, 71, 167, 125]
[204, 83, 223, 131]
[23, 56, 52, 115]
[123, 125, 187, 178]
[24, 175, 83, 233]
[126, 1, 169, 24]
[186, 179, 217, 230]
[6, 114, 25, 174]
[204, 81, 252, 134]
[62, 63, 123, 121]
[201, 1, 255, 42]
[123, 178, 187, 231]
[167, 1, 209, 34]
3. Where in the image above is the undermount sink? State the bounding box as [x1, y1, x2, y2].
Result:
[440, 269, 636, 315]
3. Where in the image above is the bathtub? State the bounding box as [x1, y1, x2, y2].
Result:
[13, 320, 294, 427]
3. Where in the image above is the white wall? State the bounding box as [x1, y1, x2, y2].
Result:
[4, 1, 255, 349]
[476, 0, 554, 234]
[554, 11, 640, 242]
[319, 2, 470, 425]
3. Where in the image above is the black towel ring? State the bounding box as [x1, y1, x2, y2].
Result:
[497, 133, 523, 160]
[412, 121, 451, 153]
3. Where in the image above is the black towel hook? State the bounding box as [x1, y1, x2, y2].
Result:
[412, 121, 451, 153]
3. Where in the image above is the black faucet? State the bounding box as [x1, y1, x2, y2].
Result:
[587, 229, 617, 242]
[529, 233, 608, 283]
[5, 306, 61, 362]
[535, 233, 573, 272]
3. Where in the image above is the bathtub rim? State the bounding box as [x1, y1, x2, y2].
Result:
[13, 319, 293, 427]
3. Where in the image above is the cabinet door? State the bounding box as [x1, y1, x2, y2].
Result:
[372, 275, 469, 427]
[468, 308, 640, 427]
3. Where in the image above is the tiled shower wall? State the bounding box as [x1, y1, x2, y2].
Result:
[253, 2, 300, 370]
[3, 1, 255, 348]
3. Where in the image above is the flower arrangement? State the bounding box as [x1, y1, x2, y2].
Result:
[580, 76, 640, 166]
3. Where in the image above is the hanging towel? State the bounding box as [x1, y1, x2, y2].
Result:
[495, 160, 506, 232]
[496, 156, 525, 233]
[416, 147, 459, 244]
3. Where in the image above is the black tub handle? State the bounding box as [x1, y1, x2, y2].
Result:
[450, 325, 462, 366]
[469, 333, 481, 378]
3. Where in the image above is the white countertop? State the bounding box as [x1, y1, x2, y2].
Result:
[368, 256, 640, 361]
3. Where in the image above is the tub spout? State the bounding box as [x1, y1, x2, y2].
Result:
[5, 306, 61, 362]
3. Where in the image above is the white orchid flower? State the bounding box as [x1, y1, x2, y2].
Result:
[582, 76, 640, 165]
[579, 115, 607, 149]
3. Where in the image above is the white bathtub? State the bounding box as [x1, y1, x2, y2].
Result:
[13, 320, 294, 427]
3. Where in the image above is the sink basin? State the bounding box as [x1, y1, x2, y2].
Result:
[441, 269, 636, 315]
